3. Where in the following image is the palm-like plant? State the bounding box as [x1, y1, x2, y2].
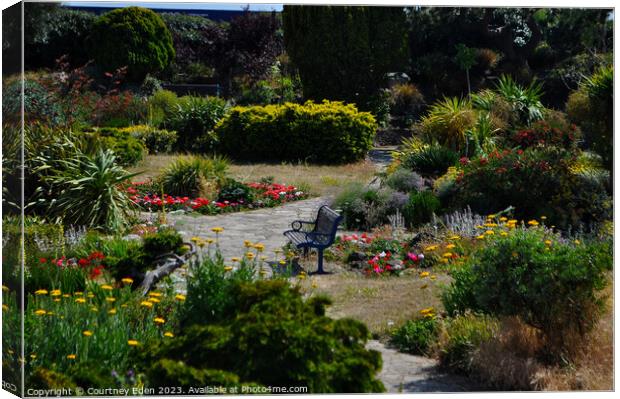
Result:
[420, 97, 476, 152]
[39, 149, 140, 232]
[494, 75, 544, 126]
[159, 155, 229, 197]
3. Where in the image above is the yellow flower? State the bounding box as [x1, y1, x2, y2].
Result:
[231, 257, 240, 262]
[2, 285, 9, 292]
[206, 238, 214, 244]
[544, 240, 552, 246]
[82, 330, 93, 337]
[75, 298, 86, 304]
[419, 271, 430, 278]
[127, 340, 139, 346]
[500, 231, 508, 237]
[298, 274, 306, 280]
[105, 297, 116, 302]
[164, 332, 174, 338]
[420, 284, 428, 289]
[507, 219, 518, 224]
[66, 354, 76, 360]
[476, 235, 485, 240]
[197, 240, 206, 248]
[140, 301, 154, 308]
[279, 260, 286, 265]
[540, 216, 547, 220]
[244, 240, 253, 247]
[154, 317, 166, 324]
[30, 354, 37, 359]
[190, 236, 201, 243]
[46, 311, 54, 316]
[311, 281, 318, 289]
[35, 289, 48, 295]
[419, 307, 434, 315]
[148, 292, 162, 298]
[211, 227, 224, 233]
[574, 239, 581, 245]
[445, 244, 456, 249]
[484, 223, 498, 227]
[74, 292, 83, 296]
[62, 294, 70, 298]
[487, 214, 496, 219]
[499, 217, 508, 222]
[34, 309, 46, 316]
[442, 252, 453, 258]
[527, 220, 539, 226]
[53, 299, 61, 303]
[485, 230, 495, 235]
[175, 294, 186, 301]
[475, 225, 484, 229]
[2, 304, 8, 311]
[100, 284, 113, 291]
[424, 245, 438, 252]
[260, 256, 267, 261]
[224, 266, 233, 272]
[246, 252, 255, 260]
[440, 258, 449, 264]
[181, 244, 191, 251]
[108, 309, 117, 315]
[121, 278, 133, 284]
[448, 235, 461, 240]
[253, 243, 265, 252]
[430, 275, 437, 281]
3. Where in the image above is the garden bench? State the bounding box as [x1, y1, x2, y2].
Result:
[283, 205, 343, 274]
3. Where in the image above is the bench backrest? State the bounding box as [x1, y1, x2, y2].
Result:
[314, 206, 342, 240]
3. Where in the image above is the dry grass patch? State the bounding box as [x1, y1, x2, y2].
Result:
[131, 154, 377, 197]
[297, 262, 450, 338]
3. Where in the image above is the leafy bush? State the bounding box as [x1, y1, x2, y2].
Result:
[121, 125, 178, 154]
[165, 96, 228, 152]
[158, 155, 229, 197]
[38, 149, 139, 231]
[390, 317, 439, 355]
[145, 280, 385, 393]
[401, 144, 458, 177]
[454, 147, 611, 229]
[418, 97, 476, 152]
[402, 190, 440, 227]
[147, 89, 179, 126]
[437, 314, 499, 374]
[510, 116, 580, 150]
[2, 78, 63, 126]
[493, 75, 544, 127]
[332, 184, 402, 230]
[441, 228, 610, 359]
[216, 100, 377, 164]
[383, 168, 425, 193]
[142, 227, 184, 258]
[86, 128, 146, 166]
[389, 83, 425, 120]
[90, 7, 175, 81]
[217, 179, 255, 204]
[566, 65, 613, 171]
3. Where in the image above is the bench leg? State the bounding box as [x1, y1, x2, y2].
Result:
[317, 248, 326, 274]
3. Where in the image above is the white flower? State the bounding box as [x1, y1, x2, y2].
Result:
[279, 191, 287, 196]
[418, 254, 425, 260]
[379, 251, 386, 258]
[295, 191, 303, 196]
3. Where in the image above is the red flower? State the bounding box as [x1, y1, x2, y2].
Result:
[78, 258, 89, 267]
[459, 157, 470, 165]
[39, 258, 47, 263]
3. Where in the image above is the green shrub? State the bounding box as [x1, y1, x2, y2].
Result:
[493, 75, 545, 127]
[147, 89, 179, 126]
[402, 190, 440, 227]
[165, 96, 228, 152]
[158, 155, 229, 197]
[401, 144, 458, 177]
[510, 116, 580, 150]
[389, 83, 425, 123]
[217, 179, 254, 204]
[418, 97, 476, 152]
[383, 168, 425, 193]
[90, 7, 175, 81]
[145, 280, 385, 393]
[332, 184, 402, 230]
[441, 228, 610, 359]
[454, 147, 611, 229]
[142, 227, 184, 258]
[566, 65, 613, 171]
[90, 128, 146, 166]
[121, 125, 178, 154]
[438, 314, 499, 374]
[38, 149, 139, 232]
[215, 100, 377, 164]
[390, 317, 439, 355]
[2, 78, 63, 126]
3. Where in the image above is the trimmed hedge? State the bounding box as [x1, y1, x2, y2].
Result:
[215, 100, 377, 164]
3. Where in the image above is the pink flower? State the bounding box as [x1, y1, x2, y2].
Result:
[407, 253, 418, 262]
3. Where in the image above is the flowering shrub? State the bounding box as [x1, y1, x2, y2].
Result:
[128, 180, 308, 214]
[511, 119, 580, 149]
[453, 147, 611, 229]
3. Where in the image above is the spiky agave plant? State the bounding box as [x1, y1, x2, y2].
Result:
[494, 75, 544, 126]
[41, 149, 140, 232]
[420, 97, 476, 152]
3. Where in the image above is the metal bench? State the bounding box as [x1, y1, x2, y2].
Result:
[283, 205, 343, 274]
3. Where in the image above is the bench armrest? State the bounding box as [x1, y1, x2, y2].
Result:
[291, 220, 315, 231]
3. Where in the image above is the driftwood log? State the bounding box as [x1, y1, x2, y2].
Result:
[138, 242, 197, 295]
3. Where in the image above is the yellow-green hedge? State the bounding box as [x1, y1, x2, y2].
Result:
[214, 100, 377, 164]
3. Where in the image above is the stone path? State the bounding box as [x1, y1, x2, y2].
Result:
[367, 340, 480, 393]
[167, 196, 329, 263]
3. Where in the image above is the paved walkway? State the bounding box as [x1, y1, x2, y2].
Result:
[167, 197, 329, 263]
[367, 340, 480, 393]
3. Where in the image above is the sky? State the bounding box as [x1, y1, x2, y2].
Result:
[62, 2, 284, 11]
